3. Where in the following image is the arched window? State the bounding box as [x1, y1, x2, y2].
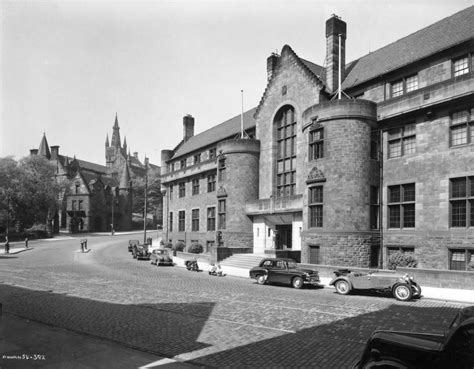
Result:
[275, 105, 296, 197]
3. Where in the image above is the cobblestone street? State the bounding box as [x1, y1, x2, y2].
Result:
[0, 234, 469, 368]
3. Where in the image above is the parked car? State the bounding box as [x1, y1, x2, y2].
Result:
[354, 306, 474, 369]
[329, 269, 421, 302]
[132, 243, 150, 260]
[249, 258, 321, 289]
[150, 248, 173, 266]
[128, 239, 139, 252]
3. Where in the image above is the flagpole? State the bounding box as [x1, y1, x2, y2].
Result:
[241, 90, 244, 139]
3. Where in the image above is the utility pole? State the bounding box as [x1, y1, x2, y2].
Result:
[143, 157, 149, 244]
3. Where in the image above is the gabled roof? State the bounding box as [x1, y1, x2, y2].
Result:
[342, 5, 474, 90]
[73, 158, 108, 174]
[171, 108, 257, 159]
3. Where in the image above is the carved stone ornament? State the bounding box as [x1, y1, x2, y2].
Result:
[306, 166, 326, 184]
[217, 186, 227, 198]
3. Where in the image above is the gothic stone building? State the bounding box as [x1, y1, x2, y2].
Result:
[161, 6, 474, 271]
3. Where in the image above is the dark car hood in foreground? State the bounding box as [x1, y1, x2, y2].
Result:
[371, 331, 445, 352]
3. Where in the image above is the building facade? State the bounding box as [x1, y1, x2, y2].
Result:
[161, 7, 474, 271]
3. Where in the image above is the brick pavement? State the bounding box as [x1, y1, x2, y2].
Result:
[0, 234, 469, 368]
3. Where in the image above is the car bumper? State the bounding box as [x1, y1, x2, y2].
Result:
[304, 278, 321, 286]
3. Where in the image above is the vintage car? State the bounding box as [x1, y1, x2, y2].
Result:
[150, 248, 173, 266]
[128, 239, 139, 252]
[329, 269, 421, 302]
[132, 243, 150, 260]
[354, 306, 474, 369]
[249, 258, 321, 289]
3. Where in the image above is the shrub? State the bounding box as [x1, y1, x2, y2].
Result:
[164, 242, 173, 249]
[188, 243, 203, 254]
[387, 251, 418, 270]
[173, 242, 185, 252]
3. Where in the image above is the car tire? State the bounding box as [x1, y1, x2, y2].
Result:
[393, 283, 413, 301]
[292, 276, 303, 289]
[256, 275, 266, 285]
[334, 280, 351, 295]
[411, 283, 422, 299]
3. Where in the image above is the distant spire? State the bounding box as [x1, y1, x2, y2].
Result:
[105, 134, 109, 147]
[123, 136, 127, 151]
[38, 133, 51, 159]
[119, 162, 131, 189]
[111, 113, 121, 148]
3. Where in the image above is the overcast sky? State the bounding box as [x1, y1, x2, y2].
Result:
[1, 0, 473, 165]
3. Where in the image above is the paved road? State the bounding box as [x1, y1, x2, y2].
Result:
[0, 233, 468, 368]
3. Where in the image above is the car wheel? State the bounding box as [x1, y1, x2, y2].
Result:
[256, 275, 266, 285]
[292, 276, 303, 289]
[334, 280, 351, 295]
[393, 283, 413, 301]
[411, 283, 422, 298]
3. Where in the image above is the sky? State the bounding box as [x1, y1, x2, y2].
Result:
[1, 0, 473, 166]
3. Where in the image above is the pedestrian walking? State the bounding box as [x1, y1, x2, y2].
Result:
[4, 236, 10, 254]
[25, 237, 29, 248]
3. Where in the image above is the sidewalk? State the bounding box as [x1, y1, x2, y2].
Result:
[173, 256, 474, 305]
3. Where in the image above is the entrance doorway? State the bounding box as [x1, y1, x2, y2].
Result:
[275, 224, 292, 249]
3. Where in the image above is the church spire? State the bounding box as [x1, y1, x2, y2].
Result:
[111, 113, 121, 148]
[105, 134, 109, 147]
[38, 133, 51, 159]
[123, 136, 127, 152]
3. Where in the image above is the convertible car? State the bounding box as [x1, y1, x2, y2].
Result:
[355, 306, 474, 368]
[249, 258, 321, 289]
[329, 269, 421, 301]
[150, 248, 173, 266]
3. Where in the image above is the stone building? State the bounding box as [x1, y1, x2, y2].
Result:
[161, 6, 474, 271]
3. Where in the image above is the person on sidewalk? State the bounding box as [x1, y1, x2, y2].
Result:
[4, 236, 10, 254]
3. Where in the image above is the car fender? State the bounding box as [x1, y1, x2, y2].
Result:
[329, 276, 352, 289]
[249, 267, 268, 279]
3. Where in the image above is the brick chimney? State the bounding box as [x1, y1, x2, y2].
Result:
[267, 53, 279, 81]
[183, 115, 194, 142]
[325, 14, 346, 94]
[50, 145, 59, 160]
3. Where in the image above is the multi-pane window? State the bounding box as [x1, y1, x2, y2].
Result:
[405, 75, 418, 92]
[391, 80, 403, 97]
[309, 128, 324, 160]
[276, 106, 297, 197]
[449, 249, 474, 271]
[71, 200, 76, 210]
[178, 210, 185, 232]
[453, 56, 469, 77]
[388, 124, 416, 158]
[192, 179, 200, 195]
[218, 158, 226, 181]
[308, 186, 323, 228]
[191, 209, 199, 231]
[218, 199, 226, 229]
[450, 176, 474, 227]
[209, 148, 216, 160]
[179, 182, 186, 198]
[450, 109, 473, 146]
[370, 186, 379, 229]
[169, 212, 173, 232]
[388, 183, 415, 228]
[180, 159, 187, 169]
[207, 174, 216, 192]
[194, 154, 201, 165]
[207, 207, 216, 231]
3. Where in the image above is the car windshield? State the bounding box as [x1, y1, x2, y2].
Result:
[287, 261, 298, 268]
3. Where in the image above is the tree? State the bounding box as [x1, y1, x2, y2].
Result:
[132, 167, 163, 224]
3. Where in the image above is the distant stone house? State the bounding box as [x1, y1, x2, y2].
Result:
[160, 6, 474, 271]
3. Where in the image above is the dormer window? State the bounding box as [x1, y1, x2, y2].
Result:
[180, 159, 186, 169]
[209, 148, 216, 160]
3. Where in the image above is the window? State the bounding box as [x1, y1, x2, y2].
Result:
[169, 185, 173, 199]
[207, 207, 216, 231]
[180, 158, 187, 169]
[391, 80, 403, 97]
[390, 75, 419, 97]
[449, 249, 474, 271]
[388, 183, 415, 228]
[453, 56, 469, 77]
[78, 200, 83, 211]
[209, 148, 216, 160]
[450, 176, 474, 227]
[218, 158, 226, 181]
[71, 200, 76, 211]
[405, 75, 418, 92]
[178, 211, 185, 232]
[207, 174, 216, 192]
[170, 163, 175, 172]
[169, 212, 173, 232]
[309, 186, 323, 228]
[191, 209, 199, 231]
[276, 106, 296, 197]
[370, 186, 379, 229]
[309, 128, 324, 160]
[75, 183, 80, 194]
[450, 109, 473, 146]
[388, 124, 416, 158]
[179, 182, 186, 198]
[194, 154, 201, 165]
[218, 199, 226, 229]
[206, 240, 215, 251]
[192, 179, 200, 195]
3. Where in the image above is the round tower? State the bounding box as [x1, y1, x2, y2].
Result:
[302, 99, 379, 267]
